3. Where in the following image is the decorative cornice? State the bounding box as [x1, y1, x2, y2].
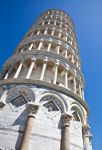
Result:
[0, 79, 89, 115]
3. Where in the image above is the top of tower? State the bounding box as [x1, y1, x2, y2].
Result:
[40, 9, 74, 25]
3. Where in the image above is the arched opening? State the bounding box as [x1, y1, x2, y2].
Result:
[68, 71, 74, 91]
[31, 93, 67, 149]
[18, 59, 30, 79]
[9, 62, 20, 79]
[30, 59, 43, 80]
[70, 103, 85, 149]
[7, 85, 35, 110]
[57, 64, 65, 87]
[40, 94, 66, 113]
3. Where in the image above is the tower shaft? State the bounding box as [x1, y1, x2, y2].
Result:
[0, 9, 92, 150]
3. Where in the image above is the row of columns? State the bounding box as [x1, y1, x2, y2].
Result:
[39, 17, 72, 32]
[47, 11, 71, 23]
[47, 10, 68, 16]
[21, 42, 79, 68]
[39, 20, 73, 35]
[43, 14, 71, 27]
[34, 27, 76, 48]
[4, 58, 84, 99]
[19, 103, 92, 150]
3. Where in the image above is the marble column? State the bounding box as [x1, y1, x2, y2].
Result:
[73, 76, 77, 94]
[21, 49, 24, 52]
[44, 29, 47, 35]
[47, 43, 51, 51]
[54, 20, 57, 25]
[53, 62, 59, 84]
[4, 72, 9, 79]
[65, 70, 68, 88]
[14, 63, 23, 79]
[82, 124, 92, 150]
[26, 58, 36, 79]
[48, 21, 50, 25]
[20, 103, 39, 150]
[42, 22, 44, 25]
[65, 50, 68, 59]
[71, 54, 74, 63]
[65, 36, 68, 42]
[4, 71, 9, 79]
[4, 67, 12, 79]
[40, 58, 47, 80]
[29, 43, 33, 50]
[37, 41, 43, 50]
[58, 32, 62, 38]
[37, 30, 40, 35]
[51, 30, 55, 36]
[60, 113, 72, 150]
[56, 45, 60, 54]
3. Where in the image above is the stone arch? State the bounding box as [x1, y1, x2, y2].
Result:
[36, 92, 68, 113]
[7, 85, 35, 108]
[70, 102, 85, 125]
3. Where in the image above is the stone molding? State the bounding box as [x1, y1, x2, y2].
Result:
[0, 79, 89, 114]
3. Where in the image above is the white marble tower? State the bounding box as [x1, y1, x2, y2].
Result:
[0, 9, 92, 150]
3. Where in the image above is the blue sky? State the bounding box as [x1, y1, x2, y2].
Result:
[0, 0, 102, 149]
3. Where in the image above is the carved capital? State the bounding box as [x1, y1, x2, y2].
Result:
[28, 102, 39, 117]
[82, 124, 91, 136]
[61, 113, 72, 127]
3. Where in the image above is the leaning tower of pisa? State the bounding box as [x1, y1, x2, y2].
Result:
[0, 10, 92, 150]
